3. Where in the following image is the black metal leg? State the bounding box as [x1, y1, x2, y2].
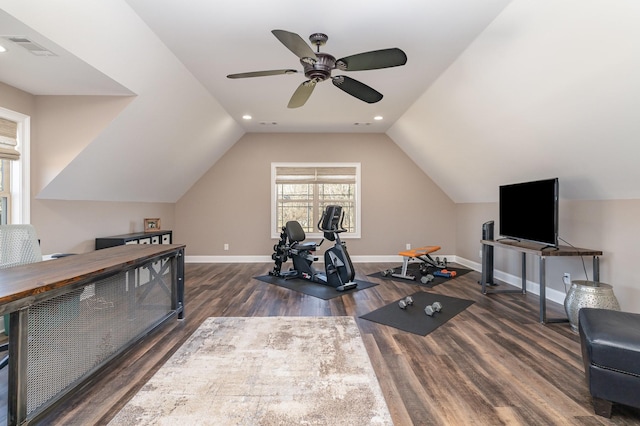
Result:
[482, 245, 523, 295]
[521, 253, 527, 294]
[540, 257, 546, 323]
[177, 249, 185, 319]
[8, 308, 28, 425]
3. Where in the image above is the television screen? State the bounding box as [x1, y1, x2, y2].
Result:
[499, 178, 559, 246]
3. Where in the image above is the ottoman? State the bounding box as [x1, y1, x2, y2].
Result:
[579, 308, 640, 417]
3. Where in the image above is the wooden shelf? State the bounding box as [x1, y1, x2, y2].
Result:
[481, 239, 602, 257]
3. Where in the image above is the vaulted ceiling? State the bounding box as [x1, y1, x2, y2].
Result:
[0, 0, 638, 203]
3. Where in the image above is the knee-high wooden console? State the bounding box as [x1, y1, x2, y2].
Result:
[0, 244, 185, 425]
[480, 239, 602, 324]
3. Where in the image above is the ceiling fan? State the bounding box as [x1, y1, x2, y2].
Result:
[227, 30, 407, 108]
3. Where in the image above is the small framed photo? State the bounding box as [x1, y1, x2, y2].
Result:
[144, 218, 161, 232]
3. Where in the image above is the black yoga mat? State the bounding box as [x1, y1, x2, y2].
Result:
[254, 275, 378, 300]
[360, 291, 474, 336]
[368, 265, 472, 287]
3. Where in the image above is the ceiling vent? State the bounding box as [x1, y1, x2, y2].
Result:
[3, 36, 57, 56]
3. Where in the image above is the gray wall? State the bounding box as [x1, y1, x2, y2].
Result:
[0, 82, 174, 255]
[175, 132, 456, 258]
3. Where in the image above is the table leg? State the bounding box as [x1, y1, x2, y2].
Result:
[177, 248, 185, 319]
[521, 253, 527, 294]
[540, 257, 546, 323]
[593, 256, 600, 282]
[482, 245, 524, 295]
[8, 308, 28, 425]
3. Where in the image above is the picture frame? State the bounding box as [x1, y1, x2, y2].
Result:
[144, 218, 161, 232]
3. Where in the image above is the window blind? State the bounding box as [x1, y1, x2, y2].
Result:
[275, 166, 357, 184]
[0, 118, 19, 161]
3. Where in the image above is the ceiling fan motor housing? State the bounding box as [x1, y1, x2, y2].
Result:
[301, 53, 336, 83]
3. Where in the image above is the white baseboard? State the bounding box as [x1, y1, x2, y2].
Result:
[184, 254, 457, 264]
[454, 257, 566, 306]
[184, 254, 566, 306]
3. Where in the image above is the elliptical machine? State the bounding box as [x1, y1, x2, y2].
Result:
[269, 205, 357, 291]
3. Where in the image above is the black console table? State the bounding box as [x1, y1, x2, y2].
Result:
[480, 239, 603, 324]
[96, 230, 172, 249]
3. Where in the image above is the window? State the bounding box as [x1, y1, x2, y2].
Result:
[0, 107, 30, 225]
[0, 160, 9, 225]
[271, 163, 361, 238]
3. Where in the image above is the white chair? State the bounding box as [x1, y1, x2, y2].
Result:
[0, 224, 42, 369]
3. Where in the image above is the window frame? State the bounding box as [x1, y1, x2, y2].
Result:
[0, 159, 10, 225]
[271, 162, 361, 239]
[0, 107, 30, 225]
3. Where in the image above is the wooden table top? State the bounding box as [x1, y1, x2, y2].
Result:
[481, 239, 602, 257]
[0, 244, 185, 308]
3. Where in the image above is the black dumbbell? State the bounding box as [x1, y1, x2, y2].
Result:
[424, 301, 443, 316]
[398, 295, 414, 309]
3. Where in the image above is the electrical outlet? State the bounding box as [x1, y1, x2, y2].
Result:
[406, 243, 411, 250]
[479, 249, 483, 259]
[563, 273, 571, 285]
[224, 243, 229, 251]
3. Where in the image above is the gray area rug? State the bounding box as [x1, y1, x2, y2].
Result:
[109, 316, 392, 425]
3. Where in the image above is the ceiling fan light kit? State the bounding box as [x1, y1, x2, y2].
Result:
[227, 29, 407, 108]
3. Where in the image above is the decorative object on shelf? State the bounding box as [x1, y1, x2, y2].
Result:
[564, 280, 620, 332]
[143, 218, 160, 232]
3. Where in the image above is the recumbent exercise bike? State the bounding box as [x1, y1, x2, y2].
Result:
[269, 205, 357, 291]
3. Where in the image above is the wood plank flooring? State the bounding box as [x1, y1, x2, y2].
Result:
[3, 262, 640, 425]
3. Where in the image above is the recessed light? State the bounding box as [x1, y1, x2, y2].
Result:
[0, 45, 6, 53]
[374, 116, 383, 121]
[242, 115, 252, 120]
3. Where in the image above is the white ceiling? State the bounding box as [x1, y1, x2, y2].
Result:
[1, 0, 639, 204]
[0, 9, 132, 96]
[1, 0, 512, 132]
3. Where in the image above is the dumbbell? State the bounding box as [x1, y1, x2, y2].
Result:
[435, 257, 448, 267]
[398, 296, 414, 309]
[424, 301, 443, 316]
[420, 274, 434, 284]
[381, 268, 395, 277]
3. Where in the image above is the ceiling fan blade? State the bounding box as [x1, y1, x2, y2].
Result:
[288, 80, 316, 108]
[272, 30, 318, 63]
[332, 76, 383, 104]
[227, 69, 298, 79]
[336, 48, 407, 71]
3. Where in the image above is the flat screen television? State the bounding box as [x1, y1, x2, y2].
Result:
[499, 178, 559, 247]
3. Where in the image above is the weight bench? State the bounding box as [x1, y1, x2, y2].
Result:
[392, 245, 444, 281]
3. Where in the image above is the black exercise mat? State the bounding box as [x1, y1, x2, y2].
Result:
[360, 291, 474, 336]
[254, 275, 378, 300]
[368, 265, 472, 287]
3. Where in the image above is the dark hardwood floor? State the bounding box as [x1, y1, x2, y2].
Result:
[3, 262, 640, 425]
